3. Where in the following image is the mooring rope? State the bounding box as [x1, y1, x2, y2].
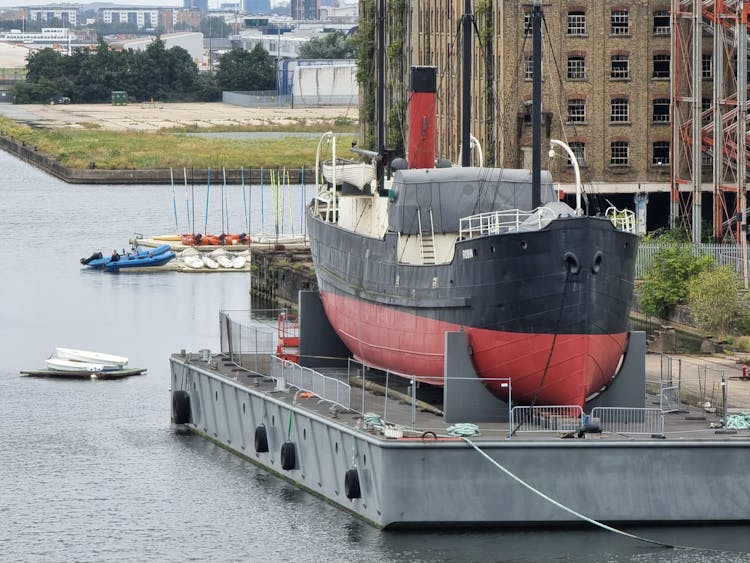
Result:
[446, 423, 481, 437]
[462, 436, 675, 549]
[725, 413, 750, 430]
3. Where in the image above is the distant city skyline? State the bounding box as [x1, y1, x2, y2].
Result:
[0, 0, 292, 9]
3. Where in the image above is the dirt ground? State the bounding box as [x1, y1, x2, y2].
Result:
[0, 102, 357, 131]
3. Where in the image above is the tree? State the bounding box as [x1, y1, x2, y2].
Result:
[25, 48, 66, 83]
[133, 38, 172, 100]
[638, 245, 713, 319]
[73, 39, 123, 102]
[298, 31, 355, 59]
[688, 266, 744, 336]
[194, 72, 222, 102]
[215, 45, 275, 91]
[200, 16, 230, 39]
[16, 47, 85, 102]
[15, 36, 202, 103]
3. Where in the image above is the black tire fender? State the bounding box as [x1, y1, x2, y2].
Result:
[254, 425, 269, 453]
[172, 390, 191, 424]
[280, 441, 296, 470]
[344, 468, 361, 499]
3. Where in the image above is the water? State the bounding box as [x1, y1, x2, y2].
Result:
[1, 151, 749, 562]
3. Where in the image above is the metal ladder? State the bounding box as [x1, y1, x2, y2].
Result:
[417, 207, 436, 265]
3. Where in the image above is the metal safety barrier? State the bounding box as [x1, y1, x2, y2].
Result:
[271, 356, 351, 410]
[590, 407, 665, 436]
[509, 405, 584, 435]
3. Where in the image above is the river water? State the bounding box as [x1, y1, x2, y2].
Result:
[1, 150, 749, 563]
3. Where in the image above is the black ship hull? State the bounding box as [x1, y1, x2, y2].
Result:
[308, 206, 638, 406]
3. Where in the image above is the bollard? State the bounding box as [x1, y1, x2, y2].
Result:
[743, 366, 748, 380]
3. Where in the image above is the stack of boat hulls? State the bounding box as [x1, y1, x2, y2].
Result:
[180, 247, 249, 270]
[46, 347, 129, 373]
[140, 234, 253, 272]
[23, 347, 148, 379]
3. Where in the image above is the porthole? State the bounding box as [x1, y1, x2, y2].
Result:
[563, 252, 580, 275]
[592, 251, 603, 274]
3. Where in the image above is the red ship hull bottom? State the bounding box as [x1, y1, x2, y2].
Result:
[320, 291, 629, 407]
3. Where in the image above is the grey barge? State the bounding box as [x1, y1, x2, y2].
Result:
[169, 294, 750, 528]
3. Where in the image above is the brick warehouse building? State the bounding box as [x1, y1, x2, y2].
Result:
[358, 1, 683, 232]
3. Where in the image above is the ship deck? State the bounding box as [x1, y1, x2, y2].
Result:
[185, 351, 750, 443]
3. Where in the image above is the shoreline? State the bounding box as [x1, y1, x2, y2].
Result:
[0, 102, 353, 184]
[0, 134, 306, 184]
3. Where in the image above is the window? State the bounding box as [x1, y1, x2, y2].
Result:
[611, 98, 629, 123]
[524, 55, 533, 80]
[653, 98, 670, 122]
[568, 11, 586, 35]
[611, 141, 629, 166]
[524, 12, 531, 36]
[653, 10, 670, 35]
[653, 54, 670, 78]
[652, 142, 669, 166]
[569, 141, 585, 167]
[611, 54, 629, 79]
[702, 54, 712, 79]
[567, 56, 585, 80]
[522, 102, 532, 125]
[611, 10, 629, 35]
[523, 57, 544, 81]
[568, 99, 585, 123]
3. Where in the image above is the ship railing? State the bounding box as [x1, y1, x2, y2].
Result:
[605, 205, 636, 233]
[590, 407, 665, 437]
[509, 405, 584, 436]
[271, 355, 351, 411]
[459, 207, 557, 239]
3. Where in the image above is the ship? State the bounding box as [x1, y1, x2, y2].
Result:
[306, 1, 639, 407]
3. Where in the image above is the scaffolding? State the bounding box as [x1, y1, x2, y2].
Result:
[672, 0, 748, 269]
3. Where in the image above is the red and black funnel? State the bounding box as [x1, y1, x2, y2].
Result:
[407, 66, 437, 169]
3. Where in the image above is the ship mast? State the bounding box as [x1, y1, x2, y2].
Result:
[461, 0, 472, 167]
[376, 0, 386, 194]
[531, 0, 542, 209]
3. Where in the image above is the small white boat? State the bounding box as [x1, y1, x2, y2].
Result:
[203, 256, 219, 269]
[322, 158, 376, 190]
[46, 357, 107, 373]
[54, 347, 128, 368]
[216, 255, 233, 269]
[232, 255, 247, 269]
[183, 255, 205, 269]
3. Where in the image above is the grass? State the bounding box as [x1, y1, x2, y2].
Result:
[0, 117, 359, 170]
